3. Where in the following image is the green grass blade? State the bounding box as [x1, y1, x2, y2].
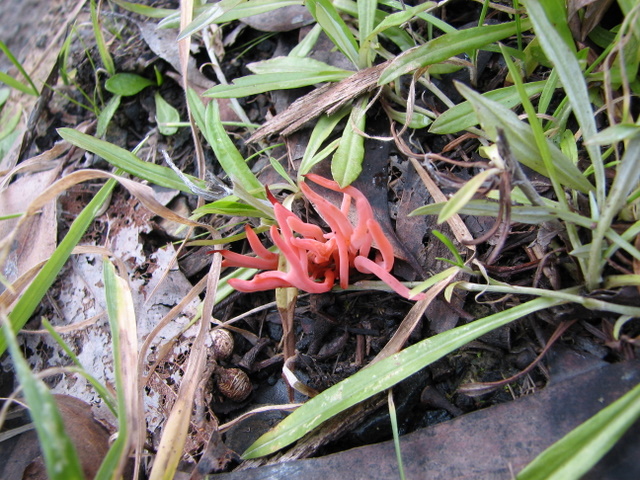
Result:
[2, 321, 84, 479]
[517, 382, 640, 480]
[525, 0, 604, 204]
[95, 260, 136, 480]
[429, 81, 546, 134]
[90, 0, 115, 76]
[299, 105, 350, 177]
[178, 0, 246, 39]
[110, 0, 176, 18]
[205, 71, 351, 98]
[306, 0, 359, 67]
[203, 100, 263, 192]
[331, 96, 367, 186]
[379, 19, 532, 85]
[456, 83, 594, 193]
[96, 95, 121, 138]
[0, 179, 117, 356]
[438, 167, 501, 223]
[0, 40, 39, 95]
[243, 295, 567, 458]
[58, 128, 198, 192]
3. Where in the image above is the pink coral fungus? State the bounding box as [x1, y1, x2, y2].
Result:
[220, 174, 425, 300]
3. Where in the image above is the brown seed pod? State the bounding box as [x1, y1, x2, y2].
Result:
[215, 367, 252, 402]
[210, 328, 234, 361]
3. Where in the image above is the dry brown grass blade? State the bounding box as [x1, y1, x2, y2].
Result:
[247, 61, 391, 143]
[370, 269, 460, 364]
[408, 156, 475, 248]
[148, 251, 222, 479]
[106, 257, 143, 477]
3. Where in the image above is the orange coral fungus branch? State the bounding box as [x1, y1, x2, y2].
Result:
[221, 176, 425, 300]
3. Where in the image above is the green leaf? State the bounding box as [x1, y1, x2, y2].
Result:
[456, 83, 594, 194]
[96, 94, 121, 137]
[411, 199, 558, 224]
[379, 19, 532, 85]
[306, 0, 359, 67]
[331, 96, 367, 187]
[438, 168, 501, 223]
[202, 100, 263, 192]
[105, 73, 155, 96]
[110, 0, 176, 18]
[154, 92, 180, 135]
[299, 105, 350, 176]
[195, 197, 271, 218]
[2, 322, 84, 479]
[0, 178, 117, 356]
[91, 0, 115, 76]
[243, 295, 567, 458]
[585, 124, 640, 146]
[248, 56, 352, 75]
[429, 81, 546, 134]
[0, 40, 39, 95]
[525, 1, 604, 203]
[58, 128, 198, 193]
[205, 72, 351, 98]
[178, 0, 246, 39]
[517, 382, 640, 480]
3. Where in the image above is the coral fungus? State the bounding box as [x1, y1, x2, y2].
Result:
[220, 174, 425, 300]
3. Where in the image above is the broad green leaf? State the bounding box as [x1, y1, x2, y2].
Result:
[456, 83, 594, 194]
[2, 322, 84, 479]
[0, 102, 21, 141]
[244, 295, 567, 458]
[331, 96, 367, 187]
[58, 128, 197, 193]
[306, 0, 359, 67]
[205, 72, 351, 98]
[517, 382, 640, 480]
[154, 92, 180, 135]
[379, 19, 532, 84]
[438, 168, 501, 223]
[105, 73, 155, 96]
[429, 81, 546, 134]
[203, 100, 263, 192]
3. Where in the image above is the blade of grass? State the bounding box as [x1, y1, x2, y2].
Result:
[429, 81, 546, 134]
[95, 260, 139, 479]
[331, 95, 368, 187]
[525, 1, 604, 205]
[243, 294, 569, 458]
[1, 319, 84, 479]
[517, 381, 640, 480]
[58, 128, 199, 192]
[0, 178, 117, 356]
[456, 83, 594, 194]
[0, 40, 39, 95]
[306, 0, 359, 67]
[379, 19, 532, 85]
[90, 0, 115, 76]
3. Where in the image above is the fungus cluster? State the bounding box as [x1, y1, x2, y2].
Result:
[220, 174, 425, 301]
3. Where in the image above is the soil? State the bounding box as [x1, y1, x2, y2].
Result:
[1, 1, 638, 479]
